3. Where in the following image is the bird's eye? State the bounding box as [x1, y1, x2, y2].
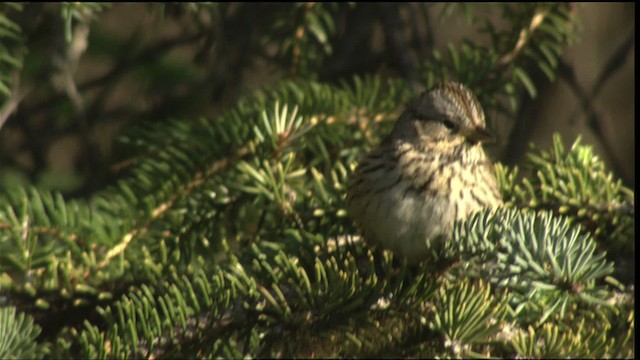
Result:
[441, 118, 456, 130]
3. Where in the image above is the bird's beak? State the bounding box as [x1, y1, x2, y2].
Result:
[464, 126, 495, 144]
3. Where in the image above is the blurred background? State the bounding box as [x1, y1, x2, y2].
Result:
[0, 3, 634, 197]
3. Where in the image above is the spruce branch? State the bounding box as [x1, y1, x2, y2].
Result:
[97, 144, 253, 268]
[0, 306, 47, 359]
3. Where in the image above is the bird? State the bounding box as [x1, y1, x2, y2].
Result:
[346, 81, 503, 263]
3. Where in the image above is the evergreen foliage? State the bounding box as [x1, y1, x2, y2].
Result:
[0, 3, 634, 358]
[0, 306, 47, 358]
[0, 3, 26, 98]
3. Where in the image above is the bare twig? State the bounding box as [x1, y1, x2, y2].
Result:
[497, 10, 548, 66]
[592, 31, 635, 98]
[558, 61, 624, 180]
[290, 2, 316, 78]
[495, 9, 553, 165]
[558, 27, 634, 184]
[567, 31, 634, 125]
[28, 31, 205, 115]
[0, 72, 33, 132]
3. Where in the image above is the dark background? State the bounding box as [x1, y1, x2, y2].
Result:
[0, 3, 634, 196]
